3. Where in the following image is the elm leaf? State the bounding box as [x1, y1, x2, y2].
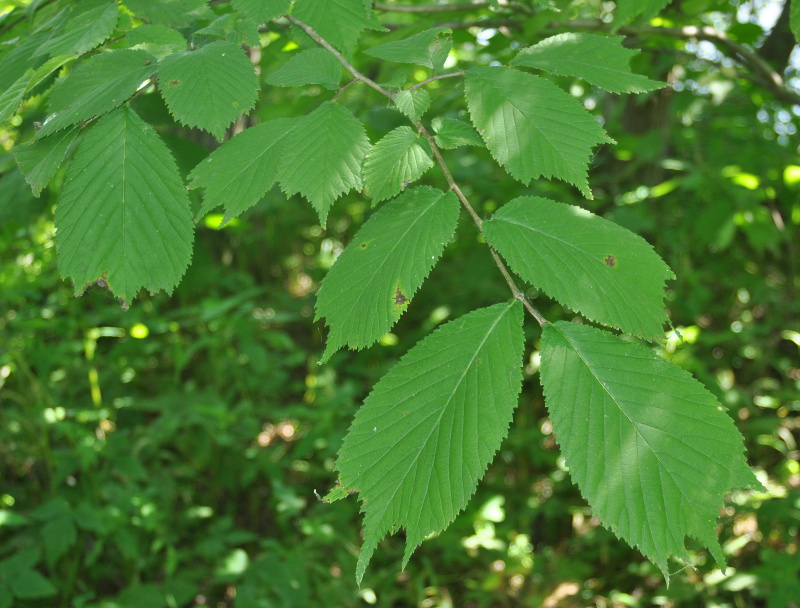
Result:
[337, 301, 525, 583]
[55, 107, 194, 306]
[484, 196, 673, 339]
[316, 186, 460, 361]
[540, 321, 762, 582]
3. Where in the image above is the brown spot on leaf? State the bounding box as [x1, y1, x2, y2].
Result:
[604, 255, 616, 267]
[169, 80, 180, 86]
[360, 242, 367, 249]
[394, 289, 407, 306]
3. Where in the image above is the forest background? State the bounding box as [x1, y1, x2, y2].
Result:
[0, 0, 799, 606]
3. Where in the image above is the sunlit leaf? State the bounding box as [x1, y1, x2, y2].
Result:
[465, 66, 609, 197]
[484, 196, 673, 339]
[540, 321, 761, 581]
[316, 186, 460, 360]
[512, 33, 664, 93]
[363, 126, 433, 203]
[337, 301, 525, 583]
[266, 48, 342, 90]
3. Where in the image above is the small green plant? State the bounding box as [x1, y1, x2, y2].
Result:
[1, 0, 770, 587]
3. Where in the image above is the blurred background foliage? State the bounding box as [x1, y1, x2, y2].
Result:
[1, 0, 799, 606]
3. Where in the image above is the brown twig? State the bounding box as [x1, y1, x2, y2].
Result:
[286, 14, 396, 100]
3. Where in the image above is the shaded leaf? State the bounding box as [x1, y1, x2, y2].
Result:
[189, 118, 295, 222]
[14, 126, 79, 196]
[8, 570, 56, 599]
[337, 301, 525, 582]
[38, 49, 156, 138]
[540, 321, 761, 581]
[266, 48, 342, 90]
[483, 196, 673, 339]
[126, 24, 187, 59]
[363, 126, 434, 203]
[33, 0, 118, 58]
[465, 67, 609, 197]
[614, 0, 671, 25]
[394, 88, 431, 121]
[0, 70, 30, 124]
[124, 0, 210, 27]
[316, 186, 460, 360]
[278, 101, 370, 224]
[364, 27, 452, 70]
[158, 41, 259, 140]
[232, 0, 290, 23]
[55, 107, 194, 305]
[512, 33, 664, 93]
[431, 116, 483, 149]
[792, 1, 800, 45]
[293, 0, 378, 56]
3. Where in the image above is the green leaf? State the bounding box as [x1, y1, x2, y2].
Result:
[232, 0, 290, 23]
[158, 41, 259, 140]
[394, 88, 431, 121]
[464, 67, 609, 198]
[126, 25, 187, 59]
[42, 515, 77, 569]
[316, 186, 460, 360]
[791, 1, 800, 45]
[614, 0, 671, 25]
[24, 54, 75, 94]
[511, 33, 664, 94]
[363, 126, 434, 203]
[33, 0, 118, 58]
[8, 570, 57, 599]
[0, 32, 48, 92]
[364, 27, 452, 70]
[539, 321, 761, 582]
[431, 116, 483, 149]
[55, 107, 194, 306]
[14, 126, 79, 196]
[483, 196, 673, 340]
[266, 48, 342, 91]
[189, 118, 295, 222]
[293, 0, 377, 56]
[0, 70, 30, 124]
[337, 301, 525, 583]
[193, 14, 261, 47]
[38, 49, 157, 138]
[124, 0, 210, 27]
[277, 101, 370, 224]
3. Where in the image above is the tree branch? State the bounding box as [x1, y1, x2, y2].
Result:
[289, 16, 547, 326]
[375, 2, 494, 13]
[409, 70, 467, 91]
[285, 15, 396, 100]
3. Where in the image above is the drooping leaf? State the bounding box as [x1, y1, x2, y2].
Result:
[337, 301, 525, 583]
[465, 66, 609, 197]
[0, 70, 30, 124]
[293, 0, 378, 56]
[189, 118, 295, 222]
[539, 321, 761, 581]
[511, 33, 664, 93]
[394, 88, 431, 121]
[266, 48, 342, 91]
[614, 0, 671, 25]
[277, 101, 370, 224]
[431, 116, 484, 149]
[364, 27, 452, 70]
[123, 0, 210, 27]
[483, 196, 673, 339]
[14, 126, 79, 196]
[158, 41, 259, 140]
[38, 49, 157, 138]
[363, 126, 434, 203]
[232, 0, 290, 23]
[126, 25, 187, 59]
[33, 0, 118, 58]
[316, 186, 460, 361]
[55, 107, 194, 305]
